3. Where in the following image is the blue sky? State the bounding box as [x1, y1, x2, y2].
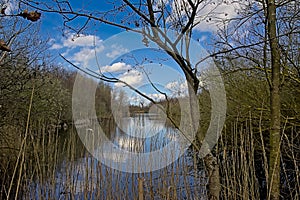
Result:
[25, 0, 246, 104]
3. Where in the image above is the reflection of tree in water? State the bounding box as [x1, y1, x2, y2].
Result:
[114, 135, 145, 152]
[16, 115, 207, 199]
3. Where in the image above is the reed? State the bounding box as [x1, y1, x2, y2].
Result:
[1, 112, 299, 199]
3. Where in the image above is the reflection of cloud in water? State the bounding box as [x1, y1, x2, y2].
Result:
[79, 113, 194, 172]
[118, 114, 166, 138]
[98, 142, 129, 163]
[115, 136, 144, 152]
[101, 151, 128, 163]
[97, 137, 145, 163]
[164, 132, 179, 141]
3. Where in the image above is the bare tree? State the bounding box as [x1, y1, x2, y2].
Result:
[213, 0, 299, 199]
[18, 0, 227, 198]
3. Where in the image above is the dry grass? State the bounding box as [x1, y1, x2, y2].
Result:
[1, 113, 299, 199]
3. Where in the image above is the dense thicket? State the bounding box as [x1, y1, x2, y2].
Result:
[0, 15, 113, 198]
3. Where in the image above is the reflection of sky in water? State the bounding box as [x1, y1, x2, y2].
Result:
[117, 113, 166, 138]
[32, 117, 206, 199]
[112, 113, 182, 153]
[75, 112, 193, 172]
[52, 152, 206, 199]
[91, 113, 188, 169]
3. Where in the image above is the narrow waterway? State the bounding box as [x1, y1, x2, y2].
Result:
[27, 114, 207, 199]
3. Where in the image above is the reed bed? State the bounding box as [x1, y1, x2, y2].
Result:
[1, 114, 299, 199]
[1, 122, 207, 199]
[217, 114, 300, 200]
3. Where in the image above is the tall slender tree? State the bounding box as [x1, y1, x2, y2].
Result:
[266, 1, 281, 198]
[214, 0, 299, 199]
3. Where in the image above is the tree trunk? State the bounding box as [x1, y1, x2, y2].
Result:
[186, 73, 220, 200]
[204, 153, 220, 200]
[266, 0, 281, 199]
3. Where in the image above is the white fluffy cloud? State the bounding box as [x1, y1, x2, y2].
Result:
[72, 46, 104, 67]
[169, 0, 248, 32]
[50, 33, 104, 67]
[196, 0, 242, 32]
[51, 34, 103, 49]
[115, 70, 143, 87]
[165, 80, 188, 96]
[3, 0, 17, 15]
[106, 44, 129, 58]
[50, 43, 63, 50]
[148, 93, 166, 101]
[101, 62, 132, 73]
[129, 93, 165, 105]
